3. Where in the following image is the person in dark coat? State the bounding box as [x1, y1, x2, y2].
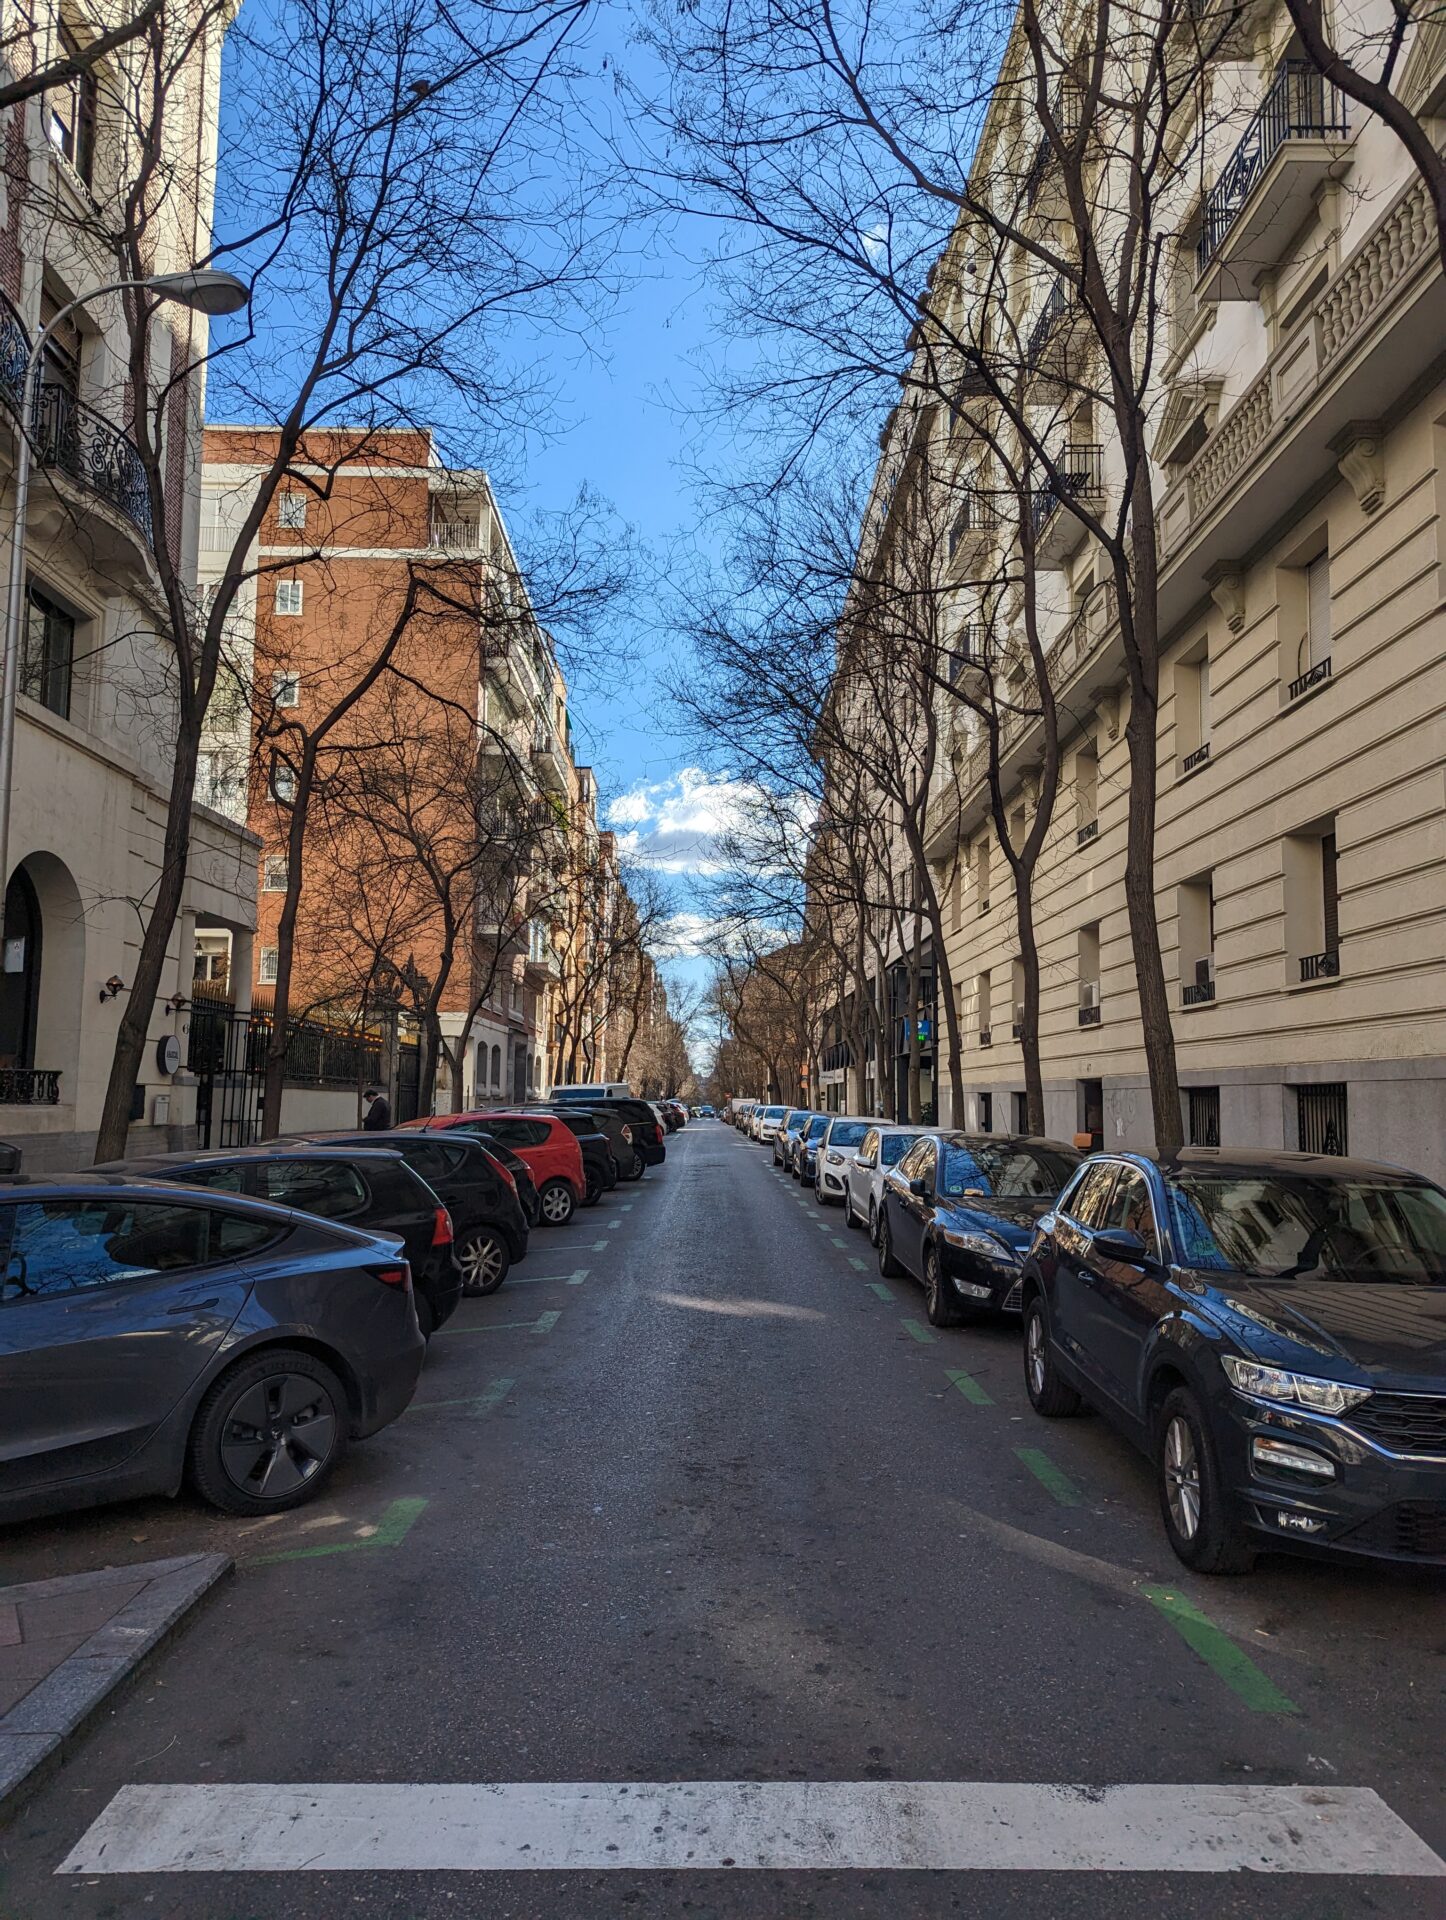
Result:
[362, 1086, 392, 1131]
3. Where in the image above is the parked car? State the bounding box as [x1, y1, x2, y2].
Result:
[877, 1133, 1083, 1326]
[289, 1130, 528, 1295]
[410, 1111, 586, 1225]
[732, 1100, 756, 1130]
[778, 1110, 820, 1174]
[532, 1106, 614, 1204]
[100, 1145, 463, 1336]
[552, 1081, 633, 1102]
[812, 1117, 876, 1205]
[1020, 1148, 1446, 1572]
[843, 1125, 926, 1240]
[0, 1176, 424, 1522]
[582, 1096, 668, 1172]
[773, 1108, 809, 1167]
[663, 1099, 688, 1129]
[795, 1113, 832, 1183]
[537, 1102, 636, 1184]
[752, 1104, 788, 1145]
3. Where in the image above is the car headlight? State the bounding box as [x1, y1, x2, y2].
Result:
[940, 1229, 1020, 1265]
[1221, 1356, 1370, 1415]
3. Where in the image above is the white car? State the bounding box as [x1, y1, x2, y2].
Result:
[753, 1103, 788, 1143]
[812, 1116, 875, 1204]
[843, 1124, 928, 1240]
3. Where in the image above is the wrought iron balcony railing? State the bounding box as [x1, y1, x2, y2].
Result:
[0, 1067, 61, 1104]
[1026, 280, 1072, 365]
[1289, 656, 1332, 701]
[1182, 740, 1211, 773]
[1182, 979, 1216, 1006]
[978, 1027, 992, 1048]
[34, 383, 153, 545]
[1076, 817, 1099, 846]
[1299, 949, 1340, 982]
[1030, 444, 1104, 535]
[0, 290, 27, 414]
[1197, 64, 1349, 272]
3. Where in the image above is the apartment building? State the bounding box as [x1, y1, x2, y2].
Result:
[198, 427, 577, 1109]
[832, 3, 1446, 1178]
[0, 5, 257, 1170]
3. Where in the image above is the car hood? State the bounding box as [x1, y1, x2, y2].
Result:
[1196, 1273, 1446, 1387]
[940, 1195, 1052, 1247]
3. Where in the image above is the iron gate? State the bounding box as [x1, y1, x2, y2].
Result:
[187, 999, 262, 1148]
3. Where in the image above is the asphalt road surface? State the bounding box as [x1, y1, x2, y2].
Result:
[1, 1121, 1443, 1916]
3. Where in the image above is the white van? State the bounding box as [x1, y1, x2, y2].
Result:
[552, 1082, 632, 1102]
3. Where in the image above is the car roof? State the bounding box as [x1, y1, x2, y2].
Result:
[0, 1173, 366, 1223]
[95, 1145, 406, 1174]
[1120, 1146, 1435, 1184]
[944, 1131, 1082, 1154]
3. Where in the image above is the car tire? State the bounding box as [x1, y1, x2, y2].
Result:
[923, 1243, 963, 1327]
[539, 1179, 576, 1226]
[624, 1153, 646, 1181]
[456, 1227, 509, 1296]
[584, 1177, 602, 1207]
[814, 1178, 828, 1206]
[868, 1200, 879, 1246]
[877, 1210, 904, 1277]
[844, 1188, 860, 1229]
[1023, 1294, 1083, 1417]
[188, 1348, 347, 1515]
[1156, 1386, 1255, 1575]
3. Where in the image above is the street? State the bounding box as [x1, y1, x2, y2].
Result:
[0, 1120, 1442, 1915]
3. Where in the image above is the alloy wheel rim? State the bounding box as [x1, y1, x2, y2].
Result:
[1027, 1312, 1046, 1395]
[542, 1188, 571, 1222]
[459, 1236, 503, 1290]
[1164, 1415, 1202, 1539]
[219, 1374, 336, 1500]
[926, 1252, 939, 1308]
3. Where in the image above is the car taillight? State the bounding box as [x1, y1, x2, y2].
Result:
[654, 1123, 664, 1145]
[376, 1264, 412, 1290]
[431, 1206, 453, 1247]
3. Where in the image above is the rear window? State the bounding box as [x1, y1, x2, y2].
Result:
[828, 1121, 870, 1148]
[260, 1160, 370, 1220]
[879, 1133, 920, 1167]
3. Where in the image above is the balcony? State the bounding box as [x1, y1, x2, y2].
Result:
[1025, 280, 1082, 387]
[1030, 444, 1103, 563]
[1181, 740, 1211, 775]
[1182, 980, 1216, 1006]
[1076, 817, 1099, 847]
[1288, 656, 1331, 702]
[34, 383, 154, 550]
[0, 291, 27, 414]
[1196, 64, 1351, 302]
[1299, 948, 1340, 983]
[978, 1027, 992, 1048]
[946, 500, 999, 577]
[531, 724, 570, 794]
[431, 518, 482, 553]
[0, 1067, 61, 1105]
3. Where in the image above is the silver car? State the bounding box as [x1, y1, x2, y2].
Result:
[812, 1116, 875, 1205]
[843, 1125, 928, 1240]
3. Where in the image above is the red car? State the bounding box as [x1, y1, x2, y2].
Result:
[411, 1110, 585, 1226]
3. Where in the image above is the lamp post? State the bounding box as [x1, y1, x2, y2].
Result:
[0, 267, 249, 916]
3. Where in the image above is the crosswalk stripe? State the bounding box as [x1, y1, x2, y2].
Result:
[56, 1782, 1444, 1876]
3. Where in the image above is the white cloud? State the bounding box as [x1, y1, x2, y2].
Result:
[604, 767, 799, 875]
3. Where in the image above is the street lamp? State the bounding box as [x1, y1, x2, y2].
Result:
[0, 267, 250, 915]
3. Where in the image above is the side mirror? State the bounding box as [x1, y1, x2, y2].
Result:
[1094, 1227, 1149, 1265]
[908, 1176, 928, 1197]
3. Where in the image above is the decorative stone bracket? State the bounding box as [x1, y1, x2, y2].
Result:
[1206, 561, 1246, 634]
[1329, 420, 1385, 515]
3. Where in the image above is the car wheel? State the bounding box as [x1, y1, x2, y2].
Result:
[844, 1188, 860, 1229]
[1157, 1386, 1255, 1574]
[539, 1180, 576, 1226]
[1023, 1294, 1083, 1417]
[923, 1244, 963, 1327]
[584, 1178, 602, 1207]
[813, 1178, 827, 1206]
[877, 1210, 904, 1278]
[188, 1349, 346, 1515]
[624, 1153, 646, 1181]
[868, 1200, 879, 1246]
[456, 1228, 509, 1296]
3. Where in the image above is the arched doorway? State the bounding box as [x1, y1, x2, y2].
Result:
[0, 868, 42, 1069]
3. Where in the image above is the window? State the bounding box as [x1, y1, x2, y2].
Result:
[899, 1139, 936, 1191]
[277, 493, 307, 530]
[1176, 643, 1211, 772]
[1096, 1166, 1160, 1259]
[22, 584, 75, 719]
[1296, 1083, 1348, 1155]
[1305, 553, 1330, 668]
[1188, 1086, 1221, 1147]
[262, 855, 289, 892]
[490, 1044, 501, 1087]
[975, 835, 991, 913]
[48, 26, 97, 185]
[1011, 957, 1026, 1038]
[1068, 1162, 1118, 1228]
[1013, 1091, 1029, 1133]
[260, 1160, 369, 1219]
[1284, 821, 1340, 982]
[1078, 923, 1101, 1023]
[1178, 873, 1216, 1004]
[272, 669, 300, 707]
[270, 761, 296, 803]
[274, 580, 304, 616]
[1074, 739, 1098, 841]
[0, 1199, 241, 1301]
[1279, 533, 1334, 699]
[258, 945, 279, 984]
[198, 751, 242, 813]
[857, 1129, 879, 1168]
[978, 1091, 993, 1132]
[976, 968, 991, 1043]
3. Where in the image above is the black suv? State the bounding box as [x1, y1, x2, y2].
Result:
[102, 1146, 463, 1336]
[1022, 1148, 1446, 1573]
[295, 1131, 529, 1295]
[537, 1103, 636, 1184]
[589, 1097, 667, 1173]
[530, 1107, 614, 1204]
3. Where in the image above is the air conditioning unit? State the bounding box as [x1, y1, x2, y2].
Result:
[1195, 955, 1215, 987]
[1079, 980, 1101, 1010]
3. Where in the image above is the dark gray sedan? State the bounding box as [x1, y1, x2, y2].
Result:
[0, 1176, 424, 1524]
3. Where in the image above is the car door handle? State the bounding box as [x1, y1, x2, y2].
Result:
[167, 1296, 218, 1313]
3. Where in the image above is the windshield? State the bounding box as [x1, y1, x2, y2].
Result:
[762, 1106, 786, 1120]
[939, 1143, 1079, 1200]
[828, 1122, 870, 1148]
[804, 1117, 828, 1141]
[880, 1133, 921, 1167]
[1170, 1173, 1446, 1283]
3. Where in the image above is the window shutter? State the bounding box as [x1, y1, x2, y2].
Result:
[1321, 833, 1339, 952]
[1307, 554, 1331, 665]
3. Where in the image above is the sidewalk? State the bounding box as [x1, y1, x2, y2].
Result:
[0, 1553, 230, 1816]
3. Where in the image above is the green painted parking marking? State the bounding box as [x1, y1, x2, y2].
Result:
[1142, 1586, 1299, 1715]
[829, 1236, 846, 1249]
[868, 1282, 894, 1300]
[945, 1366, 993, 1405]
[1014, 1446, 1080, 1503]
[849, 1257, 869, 1272]
[607, 1218, 623, 1229]
[409, 1377, 516, 1418]
[452, 1310, 560, 1335]
[902, 1318, 937, 1344]
[510, 1268, 589, 1285]
[256, 1497, 429, 1564]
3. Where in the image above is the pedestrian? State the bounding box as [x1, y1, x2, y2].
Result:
[362, 1085, 391, 1131]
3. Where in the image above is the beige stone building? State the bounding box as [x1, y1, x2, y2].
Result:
[832, 1, 1446, 1179]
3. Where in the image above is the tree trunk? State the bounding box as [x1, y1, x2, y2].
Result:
[259, 750, 318, 1140]
[1016, 873, 1045, 1136]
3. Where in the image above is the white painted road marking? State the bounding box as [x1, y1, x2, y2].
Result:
[56, 1782, 1444, 1876]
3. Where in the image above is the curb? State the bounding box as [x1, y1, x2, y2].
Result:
[0, 1551, 231, 1821]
